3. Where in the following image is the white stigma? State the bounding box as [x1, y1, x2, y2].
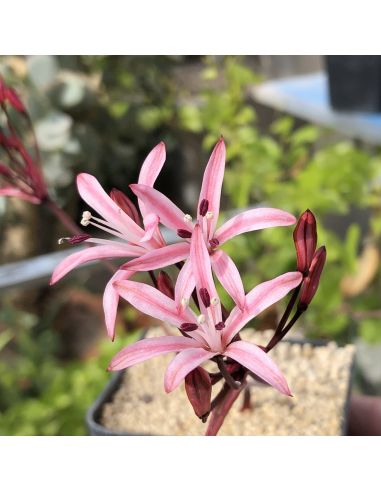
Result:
[58, 237, 68, 245]
[206, 211, 214, 220]
[197, 314, 205, 324]
[181, 297, 189, 308]
[183, 214, 193, 223]
[81, 211, 92, 226]
[211, 297, 219, 306]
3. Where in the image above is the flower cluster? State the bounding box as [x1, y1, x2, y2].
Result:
[51, 137, 326, 433]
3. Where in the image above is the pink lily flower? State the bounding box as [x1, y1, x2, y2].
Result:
[50, 143, 190, 340]
[125, 138, 297, 311]
[109, 224, 302, 395]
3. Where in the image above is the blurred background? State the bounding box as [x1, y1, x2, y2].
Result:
[1, 55, 381, 435]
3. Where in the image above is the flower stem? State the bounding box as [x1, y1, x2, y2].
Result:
[216, 356, 241, 390]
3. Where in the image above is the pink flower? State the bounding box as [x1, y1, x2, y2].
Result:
[109, 224, 302, 395]
[125, 138, 296, 311]
[50, 143, 190, 340]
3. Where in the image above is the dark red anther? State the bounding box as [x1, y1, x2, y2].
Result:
[293, 209, 317, 276]
[177, 228, 192, 239]
[110, 188, 141, 225]
[185, 367, 212, 420]
[199, 198, 209, 217]
[298, 246, 326, 311]
[180, 323, 199, 332]
[215, 322, 225, 330]
[67, 234, 91, 244]
[157, 271, 175, 299]
[199, 287, 211, 308]
[209, 238, 219, 248]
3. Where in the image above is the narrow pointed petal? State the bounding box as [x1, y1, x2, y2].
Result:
[130, 184, 191, 233]
[164, 348, 216, 393]
[197, 138, 226, 233]
[140, 213, 160, 242]
[215, 208, 296, 245]
[115, 279, 195, 327]
[138, 142, 166, 215]
[0, 187, 40, 204]
[108, 336, 201, 371]
[103, 269, 134, 341]
[123, 242, 190, 272]
[50, 244, 143, 284]
[223, 272, 303, 344]
[175, 258, 195, 312]
[211, 250, 245, 310]
[224, 340, 292, 396]
[77, 173, 144, 242]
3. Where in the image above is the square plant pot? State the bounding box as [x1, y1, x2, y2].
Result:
[86, 329, 355, 436]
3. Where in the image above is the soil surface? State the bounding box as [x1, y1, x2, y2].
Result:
[101, 328, 355, 435]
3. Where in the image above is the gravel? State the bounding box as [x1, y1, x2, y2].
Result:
[101, 328, 355, 435]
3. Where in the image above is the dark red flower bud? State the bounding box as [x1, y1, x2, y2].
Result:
[215, 322, 225, 330]
[177, 228, 192, 239]
[185, 367, 212, 420]
[180, 323, 199, 332]
[298, 246, 326, 311]
[110, 188, 141, 225]
[293, 209, 317, 276]
[199, 198, 209, 217]
[199, 287, 211, 308]
[157, 271, 175, 299]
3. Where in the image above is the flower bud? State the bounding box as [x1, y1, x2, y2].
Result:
[157, 271, 175, 300]
[110, 188, 141, 225]
[293, 209, 317, 276]
[298, 246, 326, 311]
[185, 367, 212, 420]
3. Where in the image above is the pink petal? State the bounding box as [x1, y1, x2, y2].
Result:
[103, 269, 134, 341]
[174, 259, 195, 312]
[108, 336, 201, 371]
[138, 142, 166, 216]
[50, 244, 143, 284]
[130, 183, 191, 233]
[140, 213, 160, 242]
[115, 279, 195, 327]
[223, 272, 303, 344]
[211, 250, 245, 310]
[164, 348, 216, 393]
[214, 208, 296, 245]
[123, 242, 190, 271]
[224, 340, 292, 396]
[0, 187, 40, 204]
[197, 138, 226, 233]
[77, 173, 144, 242]
[190, 223, 217, 299]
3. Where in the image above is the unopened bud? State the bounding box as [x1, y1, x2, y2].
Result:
[110, 188, 141, 225]
[293, 209, 317, 276]
[298, 246, 326, 311]
[185, 367, 212, 420]
[157, 271, 175, 299]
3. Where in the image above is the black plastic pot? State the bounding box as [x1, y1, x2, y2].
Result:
[326, 55, 381, 112]
[86, 338, 355, 436]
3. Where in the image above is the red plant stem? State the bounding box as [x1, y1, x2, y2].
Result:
[44, 198, 83, 236]
[216, 356, 241, 390]
[265, 308, 304, 352]
[275, 284, 301, 335]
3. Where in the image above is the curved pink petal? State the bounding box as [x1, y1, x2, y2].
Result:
[164, 348, 216, 393]
[130, 183, 191, 233]
[214, 208, 296, 245]
[140, 213, 160, 243]
[138, 142, 166, 216]
[197, 138, 226, 233]
[124, 242, 190, 272]
[224, 340, 292, 396]
[77, 173, 144, 242]
[223, 272, 303, 344]
[108, 336, 201, 371]
[50, 244, 142, 284]
[0, 187, 40, 204]
[211, 250, 245, 310]
[115, 279, 195, 327]
[174, 259, 195, 312]
[103, 269, 134, 341]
